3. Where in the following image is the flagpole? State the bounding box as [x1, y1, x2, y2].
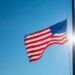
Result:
[72, 0, 75, 75]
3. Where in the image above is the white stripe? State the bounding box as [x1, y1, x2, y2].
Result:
[26, 29, 50, 39]
[25, 33, 51, 43]
[51, 34, 66, 40]
[59, 38, 67, 43]
[29, 55, 41, 60]
[28, 50, 44, 56]
[27, 43, 47, 49]
[54, 32, 66, 36]
[25, 38, 51, 47]
[27, 44, 47, 52]
[48, 38, 67, 45]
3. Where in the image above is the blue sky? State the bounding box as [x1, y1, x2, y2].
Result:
[0, 0, 72, 75]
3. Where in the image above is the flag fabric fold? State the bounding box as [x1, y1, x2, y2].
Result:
[24, 19, 67, 62]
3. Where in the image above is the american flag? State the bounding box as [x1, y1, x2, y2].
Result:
[24, 20, 67, 62]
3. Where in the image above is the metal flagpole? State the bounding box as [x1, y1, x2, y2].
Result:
[72, 0, 75, 75]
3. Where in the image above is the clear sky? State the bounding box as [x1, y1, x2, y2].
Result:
[0, 0, 72, 75]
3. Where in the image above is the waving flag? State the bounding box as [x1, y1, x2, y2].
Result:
[24, 19, 67, 62]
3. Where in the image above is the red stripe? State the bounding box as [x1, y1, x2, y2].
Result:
[28, 53, 42, 58]
[29, 56, 41, 62]
[27, 48, 45, 53]
[26, 28, 49, 36]
[48, 39, 67, 47]
[26, 41, 48, 49]
[50, 36, 67, 41]
[25, 31, 51, 40]
[29, 58, 39, 62]
[25, 35, 51, 45]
